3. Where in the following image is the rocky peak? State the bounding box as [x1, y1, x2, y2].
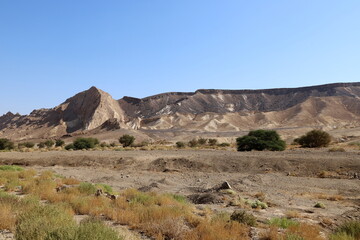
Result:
[56, 86, 126, 133]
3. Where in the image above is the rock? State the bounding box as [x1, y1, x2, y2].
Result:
[219, 181, 232, 190]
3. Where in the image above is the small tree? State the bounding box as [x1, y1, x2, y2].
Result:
[55, 139, 65, 147]
[73, 138, 99, 150]
[296, 130, 331, 148]
[119, 134, 135, 147]
[236, 130, 286, 151]
[0, 138, 14, 150]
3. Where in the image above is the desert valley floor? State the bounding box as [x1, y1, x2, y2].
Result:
[0, 149, 359, 239]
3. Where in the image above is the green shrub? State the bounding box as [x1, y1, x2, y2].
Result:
[188, 139, 198, 147]
[218, 142, 230, 147]
[208, 139, 218, 146]
[251, 200, 268, 209]
[198, 138, 207, 145]
[268, 217, 299, 229]
[230, 210, 257, 226]
[236, 130, 286, 151]
[75, 217, 123, 240]
[37, 142, 46, 149]
[18, 142, 35, 149]
[175, 141, 186, 148]
[169, 194, 187, 204]
[78, 182, 97, 195]
[331, 221, 360, 240]
[100, 142, 110, 148]
[314, 202, 325, 208]
[65, 143, 75, 150]
[55, 139, 65, 147]
[95, 183, 113, 194]
[44, 140, 55, 148]
[16, 205, 77, 240]
[296, 130, 331, 148]
[73, 138, 99, 150]
[0, 138, 14, 150]
[0, 165, 23, 171]
[118, 134, 135, 147]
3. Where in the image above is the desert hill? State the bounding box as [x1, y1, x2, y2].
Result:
[1, 82, 360, 141]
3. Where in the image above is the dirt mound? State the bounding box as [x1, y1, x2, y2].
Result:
[148, 158, 213, 172]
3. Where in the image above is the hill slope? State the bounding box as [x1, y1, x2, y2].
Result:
[1, 82, 360, 140]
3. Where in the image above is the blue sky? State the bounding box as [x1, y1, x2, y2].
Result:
[0, 1, 359, 115]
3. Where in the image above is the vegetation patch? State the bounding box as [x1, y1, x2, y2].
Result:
[294, 130, 332, 148]
[268, 217, 299, 229]
[236, 129, 286, 151]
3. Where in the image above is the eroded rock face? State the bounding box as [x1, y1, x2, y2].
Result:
[58, 86, 126, 132]
[0, 86, 127, 139]
[1, 82, 360, 140]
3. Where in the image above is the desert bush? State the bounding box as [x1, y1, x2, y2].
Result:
[250, 200, 268, 209]
[269, 217, 299, 229]
[286, 223, 324, 240]
[75, 217, 123, 240]
[0, 138, 14, 150]
[55, 139, 65, 147]
[296, 130, 331, 148]
[188, 139, 198, 147]
[314, 202, 325, 208]
[73, 138, 99, 150]
[218, 142, 230, 147]
[37, 142, 46, 149]
[78, 182, 97, 195]
[44, 140, 54, 148]
[18, 142, 35, 149]
[0, 165, 23, 171]
[118, 134, 135, 147]
[168, 194, 187, 204]
[230, 210, 257, 226]
[95, 183, 113, 194]
[208, 138, 218, 146]
[236, 130, 286, 151]
[175, 141, 186, 148]
[331, 221, 360, 240]
[100, 142, 109, 148]
[62, 178, 80, 185]
[198, 138, 207, 145]
[329, 147, 346, 152]
[65, 143, 75, 150]
[16, 204, 77, 240]
[0, 203, 16, 231]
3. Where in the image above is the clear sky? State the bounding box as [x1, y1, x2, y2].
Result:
[0, 1, 359, 115]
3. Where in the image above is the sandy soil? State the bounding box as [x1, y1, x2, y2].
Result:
[0, 149, 359, 235]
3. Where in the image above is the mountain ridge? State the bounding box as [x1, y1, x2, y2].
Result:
[1, 82, 360, 141]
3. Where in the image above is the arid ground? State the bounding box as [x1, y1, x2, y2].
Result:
[0, 149, 359, 239]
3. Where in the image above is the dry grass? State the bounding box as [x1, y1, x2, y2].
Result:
[61, 177, 80, 185]
[0, 167, 329, 240]
[285, 210, 300, 219]
[300, 192, 345, 201]
[261, 223, 324, 240]
[0, 203, 16, 231]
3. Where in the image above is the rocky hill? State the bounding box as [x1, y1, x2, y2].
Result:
[1, 82, 360, 141]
